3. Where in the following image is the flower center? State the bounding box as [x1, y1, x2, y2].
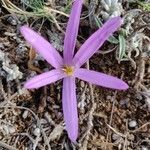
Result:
[62, 65, 74, 76]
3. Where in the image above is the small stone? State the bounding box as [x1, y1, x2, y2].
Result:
[141, 146, 149, 150]
[9, 126, 16, 134]
[106, 95, 112, 100]
[128, 120, 137, 128]
[128, 134, 135, 141]
[22, 110, 28, 119]
[127, 147, 132, 150]
[33, 128, 41, 136]
[118, 143, 122, 150]
[112, 133, 120, 141]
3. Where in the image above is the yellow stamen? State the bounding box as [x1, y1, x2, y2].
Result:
[62, 65, 74, 76]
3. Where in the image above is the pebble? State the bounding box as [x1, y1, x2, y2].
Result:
[22, 110, 28, 119]
[33, 128, 41, 137]
[112, 133, 120, 141]
[128, 120, 137, 128]
[9, 126, 16, 134]
[118, 143, 122, 150]
[106, 95, 112, 100]
[141, 146, 149, 150]
[128, 134, 135, 141]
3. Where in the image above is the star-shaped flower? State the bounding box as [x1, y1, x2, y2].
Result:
[20, 0, 128, 142]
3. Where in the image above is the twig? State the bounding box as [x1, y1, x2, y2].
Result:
[79, 61, 97, 150]
[133, 55, 145, 89]
[0, 141, 18, 150]
[44, 7, 69, 17]
[106, 124, 126, 138]
[105, 90, 118, 147]
[131, 122, 150, 133]
[98, 46, 118, 55]
[15, 133, 44, 149]
[78, 83, 88, 112]
[0, 105, 51, 150]
[123, 120, 129, 150]
[2, 0, 65, 33]
[0, 79, 7, 101]
[88, 0, 97, 28]
[2, 0, 69, 17]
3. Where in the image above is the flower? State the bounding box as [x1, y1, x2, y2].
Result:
[20, 0, 128, 142]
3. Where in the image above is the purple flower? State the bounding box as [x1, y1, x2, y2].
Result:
[20, 0, 128, 142]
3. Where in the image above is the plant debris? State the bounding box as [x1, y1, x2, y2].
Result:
[0, 0, 149, 149]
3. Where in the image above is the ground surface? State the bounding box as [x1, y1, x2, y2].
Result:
[0, 0, 150, 150]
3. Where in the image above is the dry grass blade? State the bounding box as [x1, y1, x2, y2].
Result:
[1, 0, 67, 32]
[105, 91, 118, 148]
[79, 61, 97, 150]
[0, 105, 51, 150]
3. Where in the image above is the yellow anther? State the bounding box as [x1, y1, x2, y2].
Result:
[63, 65, 74, 76]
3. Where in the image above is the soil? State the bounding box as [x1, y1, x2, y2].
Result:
[0, 0, 150, 150]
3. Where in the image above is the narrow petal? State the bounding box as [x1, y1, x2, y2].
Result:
[75, 68, 129, 90]
[63, 0, 83, 64]
[20, 26, 63, 68]
[73, 17, 122, 67]
[24, 69, 66, 89]
[62, 77, 78, 142]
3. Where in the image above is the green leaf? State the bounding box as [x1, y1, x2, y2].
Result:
[118, 34, 126, 61]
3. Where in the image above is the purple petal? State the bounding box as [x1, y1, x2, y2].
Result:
[24, 69, 66, 89]
[62, 77, 78, 142]
[73, 17, 122, 67]
[20, 26, 63, 68]
[75, 68, 129, 90]
[63, 0, 83, 65]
